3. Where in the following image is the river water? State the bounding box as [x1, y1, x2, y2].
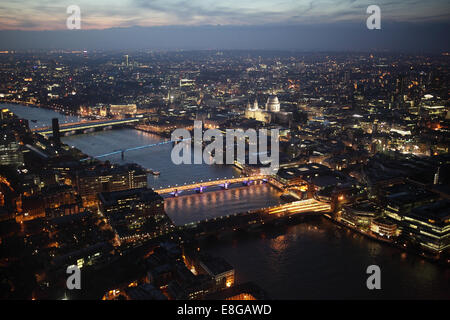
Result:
[3, 103, 83, 130]
[203, 219, 450, 299]
[165, 184, 283, 225]
[4, 103, 450, 299]
[62, 128, 241, 190]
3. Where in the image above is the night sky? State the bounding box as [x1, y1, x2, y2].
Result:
[0, 0, 449, 51]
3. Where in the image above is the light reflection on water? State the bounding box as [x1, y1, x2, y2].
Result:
[164, 184, 283, 225]
[203, 219, 450, 299]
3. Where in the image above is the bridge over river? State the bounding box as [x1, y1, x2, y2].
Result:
[32, 117, 142, 136]
[177, 198, 331, 240]
[155, 175, 278, 196]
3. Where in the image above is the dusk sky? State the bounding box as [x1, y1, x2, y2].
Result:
[0, 0, 449, 51]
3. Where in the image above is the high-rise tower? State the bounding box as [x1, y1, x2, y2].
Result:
[52, 118, 60, 144]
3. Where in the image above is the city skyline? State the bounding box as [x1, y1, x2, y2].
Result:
[0, 48, 448, 301]
[0, 0, 449, 304]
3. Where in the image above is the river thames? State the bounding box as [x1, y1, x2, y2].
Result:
[4, 103, 450, 299]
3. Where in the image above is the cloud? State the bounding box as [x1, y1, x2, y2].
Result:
[0, 0, 448, 30]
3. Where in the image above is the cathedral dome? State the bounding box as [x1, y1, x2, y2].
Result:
[266, 95, 280, 112]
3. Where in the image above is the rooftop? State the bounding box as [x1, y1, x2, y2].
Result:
[410, 200, 450, 224]
[98, 187, 161, 206]
[200, 254, 234, 276]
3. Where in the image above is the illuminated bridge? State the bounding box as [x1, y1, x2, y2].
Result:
[180, 198, 331, 237]
[32, 117, 142, 136]
[155, 175, 272, 196]
[266, 199, 331, 215]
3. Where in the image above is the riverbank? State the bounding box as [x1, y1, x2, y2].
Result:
[134, 125, 172, 138]
[323, 214, 450, 267]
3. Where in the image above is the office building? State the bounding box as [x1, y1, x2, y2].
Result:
[199, 254, 235, 290]
[401, 200, 450, 254]
[109, 104, 137, 117]
[98, 187, 171, 240]
[75, 163, 147, 206]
